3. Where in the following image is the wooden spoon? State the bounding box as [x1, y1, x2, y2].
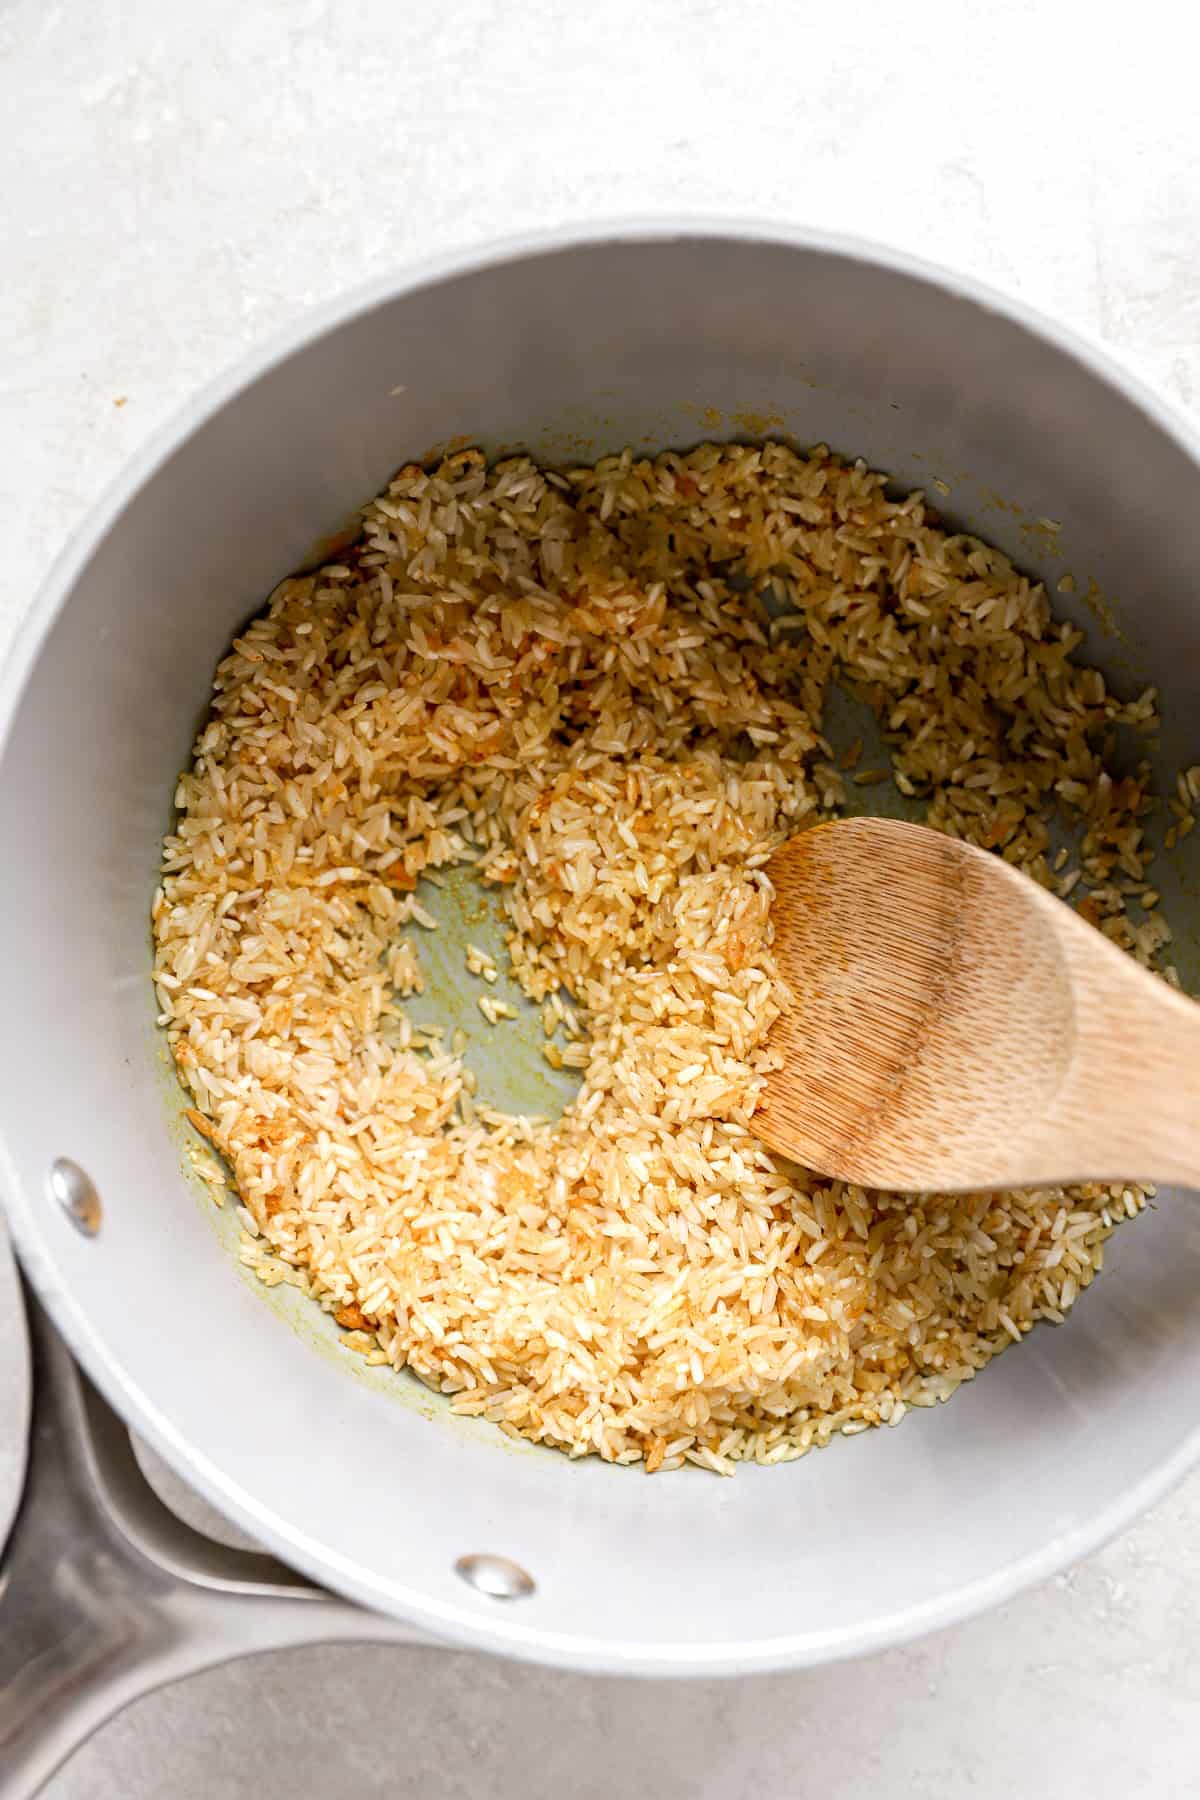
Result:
[757, 817, 1200, 1192]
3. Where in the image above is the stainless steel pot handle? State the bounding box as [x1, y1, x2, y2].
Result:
[0, 1280, 437, 1799]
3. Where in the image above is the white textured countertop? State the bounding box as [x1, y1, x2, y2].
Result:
[4, 1, 1200, 1792]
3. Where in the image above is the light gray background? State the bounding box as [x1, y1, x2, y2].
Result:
[4, 0, 1200, 1792]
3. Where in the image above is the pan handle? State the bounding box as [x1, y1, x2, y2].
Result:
[0, 1281, 437, 1800]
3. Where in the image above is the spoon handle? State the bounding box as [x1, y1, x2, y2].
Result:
[1043, 894, 1200, 1189]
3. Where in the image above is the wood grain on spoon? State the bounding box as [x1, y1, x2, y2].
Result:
[758, 818, 1200, 1192]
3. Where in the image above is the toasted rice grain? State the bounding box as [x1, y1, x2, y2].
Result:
[154, 441, 1170, 1472]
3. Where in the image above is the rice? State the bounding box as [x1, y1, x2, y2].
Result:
[153, 440, 1170, 1473]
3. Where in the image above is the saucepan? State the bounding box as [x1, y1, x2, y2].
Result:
[4, 223, 1200, 1797]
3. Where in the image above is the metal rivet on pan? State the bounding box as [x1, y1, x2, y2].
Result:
[454, 1553, 536, 1599]
[48, 1158, 102, 1237]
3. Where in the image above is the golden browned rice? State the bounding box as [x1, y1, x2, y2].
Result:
[154, 442, 1172, 1475]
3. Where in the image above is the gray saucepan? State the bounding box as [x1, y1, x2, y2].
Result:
[3, 222, 1200, 1797]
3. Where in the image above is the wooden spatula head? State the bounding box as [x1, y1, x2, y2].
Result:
[758, 819, 1081, 1190]
[759, 816, 1200, 1193]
